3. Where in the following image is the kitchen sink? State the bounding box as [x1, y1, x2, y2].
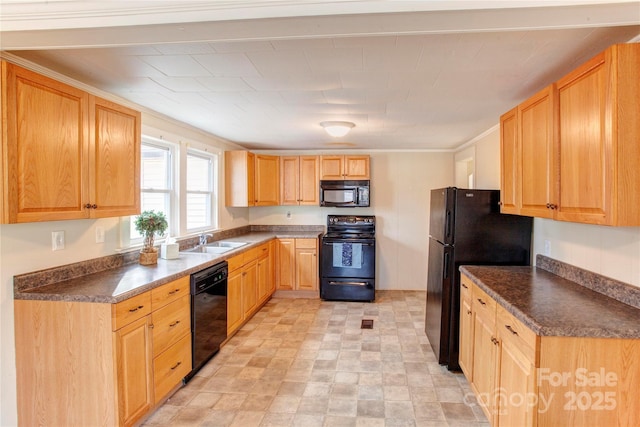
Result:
[182, 241, 248, 254]
[207, 241, 247, 248]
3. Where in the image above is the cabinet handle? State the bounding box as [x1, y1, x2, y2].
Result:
[169, 320, 180, 327]
[84, 203, 92, 209]
[476, 298, 486, 306]
[498, 201, 503, 206]
[129, 305, 144, 312]
[92, 204, 97, 209]
[168, 289, 180, 295]
[546, 203, 557, 210]
[466, 309, 472, 315]
[505, 325, 519, 336]
[491, 337, 499, 345]
[170, 361, 182, 370]
[461, 283, 468, 289]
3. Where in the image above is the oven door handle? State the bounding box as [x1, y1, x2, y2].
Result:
[322, 241, 375, 246]
[328, 281, 371, 287]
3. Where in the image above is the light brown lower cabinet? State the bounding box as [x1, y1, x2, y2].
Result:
[227, 242, 274, 336]
[276, 238, 318, 292]
[459, 273, 640, 426]
[14, 275, 191, 427]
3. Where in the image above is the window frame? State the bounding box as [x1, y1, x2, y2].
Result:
[184, 148, 217, 233]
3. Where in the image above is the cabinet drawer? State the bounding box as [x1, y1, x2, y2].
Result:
[497, 305, 538, 363]
[460, 274, 473, 301]
[295, 238, 317, 249]
[472, 284, 496, 319]
[152, 295, 191, 357]
[151, 276, 190, 310]
[243, 246, 261, 263]
[228, 254, 244, 272]
[257, 243, 270, 259]
[153, 333, 191, 404]
[112, 292, 152, 330]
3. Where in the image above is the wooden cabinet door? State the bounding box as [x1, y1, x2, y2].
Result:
[225, 151, 255, 207]
[344, 155, 370, 179]
[556, 52, 609, 224]
[242, 260, 258, 317]
[497, 338, 537, 427]
[115, 316, 153, 427]
[89, 97, 140, 218]
[257, 253, 271, 304]
[227, 268, 243, 335]
[268, 241, 276, 294]
[276, 238, 296, 290]
[472, 305, 498, 423]
[458, 283, 474, 379]
[499, 107, 519, 214]
[299, 155, 319, 205]
[280, 156, 299, 205]
[320, 155, 344, 180]
[519, 86, 556, 219]
[254, 154, 279, 206]
[295, 239, 318, 291]
[2, 62, 89, 223]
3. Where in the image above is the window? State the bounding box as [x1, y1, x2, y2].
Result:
[130, 141, 173, 240]
[120, 135, 219, 250]
[186, 150, 215, 231]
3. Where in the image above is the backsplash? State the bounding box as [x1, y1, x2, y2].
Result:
[13, 224, 324, 292]
[537, 255, 640, 309]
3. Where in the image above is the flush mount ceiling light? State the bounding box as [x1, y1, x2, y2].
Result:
[320, 121, 355, 137]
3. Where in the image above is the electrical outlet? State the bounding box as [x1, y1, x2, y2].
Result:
[286, 211, 292, 220]
[52, 231, 65, 251]
[544, 240, 551, 256]
[95, 226, 105, 243]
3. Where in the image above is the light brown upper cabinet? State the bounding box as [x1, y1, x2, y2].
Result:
[225, 151, 279, 207]
[0, 61, 141, 223]
[500, 43, 639, 226]
[499, 107, 519, 215]
[281, 155, 319, 205]
[554, 44, 639, 225]
[500, 85, 556, 219]
[320, 155, 370, 180]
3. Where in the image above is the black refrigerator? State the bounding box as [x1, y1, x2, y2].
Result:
[425, 187, 532, 370]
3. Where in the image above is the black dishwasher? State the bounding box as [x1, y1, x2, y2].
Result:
[185, 261, 227, 382]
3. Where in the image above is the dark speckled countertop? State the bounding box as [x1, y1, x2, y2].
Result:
[460, 263, 640, 339]
[14, 230, 322, 304]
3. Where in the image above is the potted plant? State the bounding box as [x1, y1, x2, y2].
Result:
[134, 210, 168, 265]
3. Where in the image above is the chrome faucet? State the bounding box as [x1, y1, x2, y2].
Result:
[199, 233, 213, 246]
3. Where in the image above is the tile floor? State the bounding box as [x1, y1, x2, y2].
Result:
[143, 291, 489, 427]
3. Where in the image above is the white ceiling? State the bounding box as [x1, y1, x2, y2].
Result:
[1, 1, 639, 150]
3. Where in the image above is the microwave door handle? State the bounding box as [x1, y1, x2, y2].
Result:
[324, 201, 356, 206]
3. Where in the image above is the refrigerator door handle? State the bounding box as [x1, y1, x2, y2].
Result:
[443, 251, 450, 279]
[445, 211, 452, 239]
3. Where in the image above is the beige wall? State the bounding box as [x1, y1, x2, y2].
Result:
[249, 151, 455, 290]
[457, 127, 640, 288]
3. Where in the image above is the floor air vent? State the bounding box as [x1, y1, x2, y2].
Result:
[361, 319, 374, 329]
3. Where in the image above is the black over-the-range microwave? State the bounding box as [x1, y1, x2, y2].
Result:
[320, 180, 370, 207]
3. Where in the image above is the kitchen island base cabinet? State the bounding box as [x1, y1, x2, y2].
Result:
[14, 275, 191, 427]
[459, 273, 640, 426]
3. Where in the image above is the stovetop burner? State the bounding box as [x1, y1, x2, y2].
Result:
[325, 215, 376, 238]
